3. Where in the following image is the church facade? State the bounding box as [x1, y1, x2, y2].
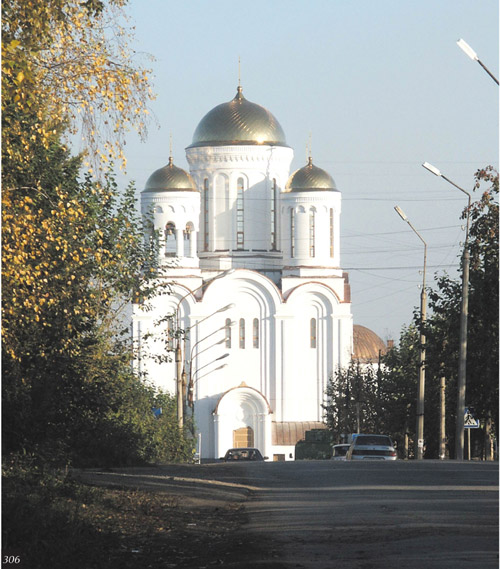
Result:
[132, 85, 354, 461]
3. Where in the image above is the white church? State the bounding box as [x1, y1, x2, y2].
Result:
[132, 84, 383, 461]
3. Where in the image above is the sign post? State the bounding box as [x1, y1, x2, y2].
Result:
[464, 408, 480, 460]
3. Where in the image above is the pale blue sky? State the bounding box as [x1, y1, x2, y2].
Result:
[116, 0, 498, 342]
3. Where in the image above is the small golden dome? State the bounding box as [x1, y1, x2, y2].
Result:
[188, 86, 287, 148]
[143, 156, 197, 192]
[353, 325, 387, 362]
[284, 157, 337, 193]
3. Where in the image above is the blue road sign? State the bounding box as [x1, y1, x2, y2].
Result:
[464, 408, 480, 429]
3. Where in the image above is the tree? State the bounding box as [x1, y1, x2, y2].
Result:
[323, 361, 381, 442]
[2, 0, 155, 175]
[1, 1, 191, 467]
[426, 167, 498, 458]
[1, 134, 176, 464]
[378, 325, 421, 457]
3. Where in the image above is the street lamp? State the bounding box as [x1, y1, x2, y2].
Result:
[185, 322, 235, 408]
[173, 269, 235, 428]
[187, 356, 229, 409]
[394, 205, 427, 460]
[422, 162, 471, 461]
[456, 39, 499, 85]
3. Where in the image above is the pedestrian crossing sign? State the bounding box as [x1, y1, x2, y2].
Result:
[464, 408, 480, 428]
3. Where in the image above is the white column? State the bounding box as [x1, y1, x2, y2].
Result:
[189, 230, 197, 258]
[213, 413, 220, 459]
[175, 228, 183, 257]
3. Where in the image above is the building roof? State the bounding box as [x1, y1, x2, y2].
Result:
[353, 324, 387, 362]
[143, 156, 197, 193]
[187, 86, 287, 148]
[284, 157, 337, 193]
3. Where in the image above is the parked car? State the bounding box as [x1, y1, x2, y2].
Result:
[220, 448, 267, 462]
[331, 444, 350, 461]
[345, 434, 397, 461]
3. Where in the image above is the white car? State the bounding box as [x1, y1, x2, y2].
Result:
[331, 444, 350, 461]
[345, 434, 397, 460]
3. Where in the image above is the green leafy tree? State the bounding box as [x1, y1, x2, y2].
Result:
[2, 0, 194, 467]
[378, 325, 421, 457]
[323, 361, 381, 442]
[426, 167, 498, 458]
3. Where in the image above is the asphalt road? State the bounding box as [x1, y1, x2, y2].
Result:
[76, 460, 498, 569]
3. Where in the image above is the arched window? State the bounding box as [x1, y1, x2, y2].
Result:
[310, 318, 317, 348]
[203, 178, 209, 251]
[309, 211, 315, 257]
[253, 318, 259, 348]
[184, 222, 195, 257]
[165, 222, 176, 256]
[225, 318, 232, 349]
[271, 178, 278, 250]
[236, 177, 245, 249]
[330, 208, 334, 257]
[290, 209, 295, 258]
[239, 318, 245, 349]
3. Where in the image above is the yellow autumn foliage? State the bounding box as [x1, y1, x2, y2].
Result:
[2, 0, 155, 173]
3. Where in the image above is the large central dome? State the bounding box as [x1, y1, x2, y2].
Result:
[187, 86, 287, 148]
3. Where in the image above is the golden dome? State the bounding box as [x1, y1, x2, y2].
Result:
[143, 156, 197, 192]
[187, 86, 287, 148]
[353, 325, 387, 362]
[284, 157, 337, 193]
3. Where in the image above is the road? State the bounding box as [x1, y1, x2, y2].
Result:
[75, 460, 498, 568]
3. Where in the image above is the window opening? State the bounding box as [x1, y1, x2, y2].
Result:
[309, 211, 315, 257]
[225, 318, 232, 349]
[165, 222, 176, 256]
[271, 178, 278, 250]
[203, 178, 209, 251]
[239, 318, 245, 349]
[236, 177, 244, 249]
[310, 318, 317, 348]
[253, 318, 259, 348]
[330, 208, 334, 257]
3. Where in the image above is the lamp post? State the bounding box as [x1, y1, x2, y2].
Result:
[422, 162, 471, 460]
[188, 358, 229, 409]
[394, 205, 427, 460]
[457, 39, 499, 85]
[186, 322, 235, 408]
[173, 270, 235, 429]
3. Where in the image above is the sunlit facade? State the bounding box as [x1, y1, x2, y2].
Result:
[132, 85, 353, 460]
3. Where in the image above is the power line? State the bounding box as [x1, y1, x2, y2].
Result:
[345, 264, 457, 271]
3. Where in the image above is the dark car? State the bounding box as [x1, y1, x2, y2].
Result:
[345, 434, 397, 461]
[221, 448, 267, 462]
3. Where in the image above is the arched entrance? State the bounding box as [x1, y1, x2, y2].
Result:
[213, 383, 272, 459]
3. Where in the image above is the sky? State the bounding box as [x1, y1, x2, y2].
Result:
[114, 0, 498, 343]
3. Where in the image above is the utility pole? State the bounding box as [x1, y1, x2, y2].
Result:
[439, 375, 446, 459]
[422, 163, 472, 460]
[394, 206, 427, 460]
[175, 340, 183, 428]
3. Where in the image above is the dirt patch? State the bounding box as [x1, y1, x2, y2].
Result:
[71, 464, 273, 568]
